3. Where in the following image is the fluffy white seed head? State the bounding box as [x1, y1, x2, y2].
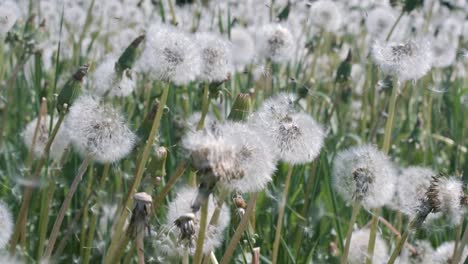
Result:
[392, 166, 435, 218]
[0, 201, 13, 249]
[256, 24, 294, 63]
[347, 228, 388, 264]
[396, 240, 434, 264]
[309, 0, 342, 33]
[253, 92, 297, 122]
[332, 145, 397, 209]
[230, 27, 255, 70]
[65, 95, 136, 163]
[428, 176, 465, 225]
[160, 187, 230, 257]
[136, 25, 201, 85]
[371, 39, 433, 81]
[432, 241, 468, 264]
[92, 55, 136, 97]
[196, 32, 232, 83]
[0, 0, 20, 36]
[365, 7, 397, 40]
[431, 35, 458, 68]
[21, 114, 70, 161]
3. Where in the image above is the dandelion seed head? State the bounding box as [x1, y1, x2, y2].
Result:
[21, 115, 70, 161]
[309, 0, 342, 33]
[430, 35, 457, 68]
[432, 241, 468, 264]
[372, 39, 433, 81]
[136, 25, 201, 85]
[0, 0, 21, 36]
[162, 187, 230, 257]
[65, 95, 136, 163]
[396, 240, 434, 264]
[251, 92, 297, 126]
[230, 27, 255, 70]
[196, 32, 232, 83]
[0, 201, 13, 249]
[92, 55, 136, 97]
[365, 7, 397, 39]
[347, 228, 388, 264]
[392, 166, 435, 218]
[332, 145, 397, 209]
[427, 176, 465, 225]
[256, 23, 294, 63]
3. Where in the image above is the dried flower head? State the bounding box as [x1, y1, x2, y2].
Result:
[161, 187, 230, 257]
[332, 145, 397, 209]
[196, 32, 232, 83]
[347, 228, 388, 264]
[372, 39, 433, 81]
[65, 95, 136, 163]
[136, 25, 201, 85]
[230, 27, 255, 70]
[21, 114, 70, 161]
[92, 55, 136, 97]
[127, 192, 152, 239]
[426, 175, 465, 225]
[256, 23, 294, 63]
[392, 166, 435, 218]
[0, 201, 13, 249]
[309, 0, 342, 33]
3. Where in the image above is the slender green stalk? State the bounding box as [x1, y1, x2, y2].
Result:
[152, 161, 187, 211]
[43, 155, 92, 258]
[387, 219, 417, 264]
[210, 252, 219, 264]
[385, 11, 405, 42]
[220, 192, 259, 264]
[272, 166, 294, 264]
[104, 83, 170, 264]
[193, 199, 209, 264]
[167, 0, 178, 25]
[341, 201, 361, 264]
[366, 208, 381, 264]
[80, 162, 95, 259]
[197, 83, 210, 130]
[452, 225, 468, 264]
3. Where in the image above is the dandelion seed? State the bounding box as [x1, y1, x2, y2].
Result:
[256, 23, 294, 63]
[0, 0, 20, 36]
[21, 115, 70, 161]
[332, 145, 397, 209]
[65, 95, 136, 163]
[136, 25, 201, 85]
[160, 187, 230, 257]
[196, 32, 232, 83]
[0, 201, 13, 249]
[309, 0, 342, 33]
[391, 166, 435, 218]
[230, 27, 255, 70]
[432, 241, 468, 264]
[371, 39, 433, 81]
[347, 228, 388, 264]
[92, 55, 136, 97]
[426, 175, 465, 225]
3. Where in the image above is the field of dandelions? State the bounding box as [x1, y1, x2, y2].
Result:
[0, 0, 467, 263]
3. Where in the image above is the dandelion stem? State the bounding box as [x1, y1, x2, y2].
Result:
[385, 10, 405, 42]
[197, 83, 210, 130]
[167, 0, 178, 25]
[341, 201, 361, 264]
[452, 224, 468, 264]
[194, 198, 209, 264]
[104, 83, 170, 264]
[152, 161, 187, 211]
[272, 166, 294, 264]
[136, 231, 145, 264]
[43, 154, 92, 258]
[221, 192, 259, 264]
[365, 208, 381, 264]
[387, 218, 417, 264]
[210, 252, 219, 264]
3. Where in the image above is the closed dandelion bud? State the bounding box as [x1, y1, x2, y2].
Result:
[21, 115, 70, 161]
[309, 0, 342, 33]
[256, 23, 294, 63]
[115, 34, 145, 76]
[391, 166, 435, 218]
[426, 175, 465, 225]
[432, 241, 468, 264]
[161, 187, 230, 257]
[332, 145, 397, 209]
[127, 192, 152, 240]
[347, 228, 388, 264]
[227, 93, 251, 121]
[0, 201, 13, 249]
[196, 32, 232, 83]
[371, 39, 432, 81]
[64, 95, 137, 163]
[0, 0, 21, 36]
[136, 25, 201, 85]
[57, 64, 89, 113]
